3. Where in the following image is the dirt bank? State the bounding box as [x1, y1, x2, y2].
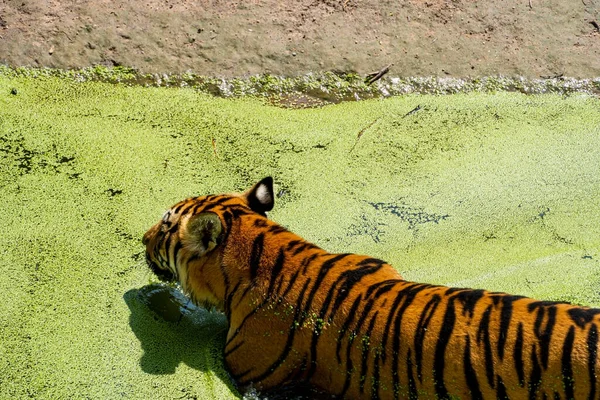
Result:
[1, 0, 599, 78]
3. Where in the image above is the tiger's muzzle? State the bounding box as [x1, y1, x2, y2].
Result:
[145, 252, 176, 282]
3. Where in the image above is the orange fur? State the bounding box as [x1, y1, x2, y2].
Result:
[143, 178, 600, 399]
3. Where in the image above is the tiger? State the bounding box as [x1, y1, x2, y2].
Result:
[142, 177, 600, 400]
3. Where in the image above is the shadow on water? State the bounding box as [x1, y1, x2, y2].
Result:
[124, 284, 335, 400]
[123, 284, 238, 394]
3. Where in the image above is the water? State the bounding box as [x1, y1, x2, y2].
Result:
[136, 283, 194, 323]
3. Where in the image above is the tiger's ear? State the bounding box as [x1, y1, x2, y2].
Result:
[184, 212, 223, 255]
[243, 177, 274, 215]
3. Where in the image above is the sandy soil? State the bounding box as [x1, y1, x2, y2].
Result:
[1, 0, 599, 78]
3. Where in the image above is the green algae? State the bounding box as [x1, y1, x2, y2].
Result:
[1, 65, 599, 106]
[1, 74, 599, 399]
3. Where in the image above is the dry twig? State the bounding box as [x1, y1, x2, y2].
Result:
[540, 73, 564, 79]
[211, 138, 219, 158]
[365, 64, 393, 85]
[403, 105, 422, 118]
[350, 118, 380, 153]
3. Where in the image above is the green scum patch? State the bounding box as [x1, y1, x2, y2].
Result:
[0, 74, 599, 399]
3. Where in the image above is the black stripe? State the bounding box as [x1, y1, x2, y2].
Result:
[225, 329, 239, 349]
[561, 325, 575, 400]
[353, 298, 377, 342]
[531, 303, 557, 370]
[433, 298, 456, 399]
[224, 280, 242, 316]
[200, 196, 231, 212]
[267, 249, 285, 296]
[391, 284, 429, 398]
[305, 263, 384, 381]
[180, 198, 201, 214]
[407, 348, 418, 400]
[498, 296, 515, 361]
[230, 366, 253, 381]
[528, 300, 568, 309]
[336, 294, 364, 363]
[171, 240, 183, 267]
[496, 376, 508, 400]
[249, 233, 264, 280]
[192, 195, 218, 215]
[268, 224, 288, 234]
[415, 294, 441, 381]
[280, 270, 300, 300]
[464, 335, 483, 400]
[238, 278, 312, 385]
[229, 205, 253, 218]
[184, 257, 191, 290]
[299, 254, 351, 325]
[568, 308, 600, 328]
[301, 253, 319, 274]
[224, 340, 244, 357]
[340, 297, 376, 397]
[166, 220, 180, 234]
[219, 262, 231, 305]
[233, 283, 254, 310]
[189, 200, 209, 216]
[381, 283, 425, 365]
[168, 236, 183, 280]
[360, 311, 379, 393]
[253, 218, 268, 227]
[542, 306, 557, 370]
[357, 257, 387, 266]
[515, 322, 525, 387]
[588, 324, 598, 400]
[453, 289, 485, 318]
[477, 305, 495, 388]
[293, 242, 319, 256]
[229, 293, 270, 336]
[228, 291, 272, 346]
[529, 344, 542, 400]
[285, 240, 303, 252]
[172, 202, 186, 214]
[163, 232, 172, 264]
[218, 210, 234, 246]
[278, 357, 308, 385]
[381, 291, 406, 367]
[326, 266, 388, 323]
[372, 349, 381, 400]
[273, 274, 285, 300]
[365, 278, 400, 299]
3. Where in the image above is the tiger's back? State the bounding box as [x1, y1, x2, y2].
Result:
[143, 177, 600, 399]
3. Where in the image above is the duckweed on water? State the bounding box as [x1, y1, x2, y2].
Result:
[1, 72, 599, 399]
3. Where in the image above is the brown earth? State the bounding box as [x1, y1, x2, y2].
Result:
[0, 0, 599, 78]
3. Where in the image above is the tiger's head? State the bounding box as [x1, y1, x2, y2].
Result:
[142, 177, 275, 306]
